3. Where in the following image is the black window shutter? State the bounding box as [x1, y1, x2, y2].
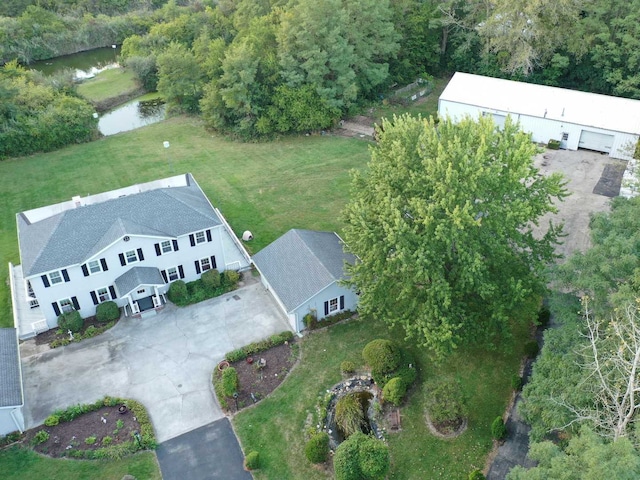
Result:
[52, 302, 61, 317]
[137, 248, 144, 261]
[109, 286, 117, 299]
[195, 261, 201, 274]
[206, 229, 212, 242]
[189, 234, 195, 247]
[340, 295, 345, 310]
[119, 253, 126, 266]
[324, 301, 329, 316]
[90, 291, 98, 305]
[211, 256, 217, 269]
[101, 258, 108, 271]
[172, 239, 179, 251]
[155, 243, 161, 256]
[161, 270, 168, 283]
[178, 265, 185, 279]
[42, 275, 50, 288]
[82, 264, 89, 277]
[62, 269, 70, 282]
[71, 296, 80, 310]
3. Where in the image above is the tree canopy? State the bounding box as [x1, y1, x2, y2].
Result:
[342, 114, 567, 357]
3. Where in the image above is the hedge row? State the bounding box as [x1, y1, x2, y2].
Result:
[225, 331, 295, 362]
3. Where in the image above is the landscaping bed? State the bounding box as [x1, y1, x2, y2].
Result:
[35, 315, 118, 348]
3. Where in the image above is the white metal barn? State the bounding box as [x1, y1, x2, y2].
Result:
[438, 72, 640, 160]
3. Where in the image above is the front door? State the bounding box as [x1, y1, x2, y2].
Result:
[136, 295, 154, 312]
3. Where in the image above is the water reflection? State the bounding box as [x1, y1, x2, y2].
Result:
[98, 98, 166, 136]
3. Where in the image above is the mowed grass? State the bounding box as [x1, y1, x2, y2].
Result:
[0, 116, 371, 327]
[234, 316, 529, 479]
[0, 448, 161, 480]
[76, 67, 139, 102]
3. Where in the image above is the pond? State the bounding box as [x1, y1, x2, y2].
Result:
[28, 46, 121, 79]
[98, 97, 166, 136]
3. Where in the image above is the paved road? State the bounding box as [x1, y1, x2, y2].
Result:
[20, 281, 291, 443]
[157, 418, 252, 480]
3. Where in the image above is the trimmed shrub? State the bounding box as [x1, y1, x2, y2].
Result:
[469, 469, 486, 480]
[223, 269, 240, 286]
[167, 280, 188, 304]
[244, 450, 260, 470]
[58, 310, 83, 333]
[491, 416, 507, 440]
[382, 377, 407, 406]
[44, 414, 60, 427]
[362, 339, 400, 375]
[95, 301, 120, 323]
[511, 375, 523, 391]
[424, 377, 467, 425]
[305, 432, 330, 464]
[341, 360, 356, 374]
[334, 432, 389, 480]
[226, 348, 247, 362]
[201, 269, 221, 289]
[548, 139, 561, 149]
[524, 341, 540, 358]
[221, 367, 239, 397]
[335, 393, 365, 438]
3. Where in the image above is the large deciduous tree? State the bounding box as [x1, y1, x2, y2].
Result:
[342, 114, 567, 357]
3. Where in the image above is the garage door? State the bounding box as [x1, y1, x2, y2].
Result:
[579, 130, 614, 153]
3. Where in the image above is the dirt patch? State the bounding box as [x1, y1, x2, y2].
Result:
[424, 411, 468, 439]
[225, 340, 298, 412]
[24, 405, 141, 457]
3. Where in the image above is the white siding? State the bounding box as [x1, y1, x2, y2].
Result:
[0, 407, 23, 435]
[292, 282, 358, 332]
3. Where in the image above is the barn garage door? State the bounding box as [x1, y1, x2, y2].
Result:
[579, 130, 614, 153]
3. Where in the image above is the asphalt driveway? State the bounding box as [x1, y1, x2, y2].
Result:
[20, 280, 291, 443]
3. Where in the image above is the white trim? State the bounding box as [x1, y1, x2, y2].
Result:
[87, 259, 104, 275]
[166, 266, 180, 282]
[124, 249, 140, 264]
[96, 286, 112, 303]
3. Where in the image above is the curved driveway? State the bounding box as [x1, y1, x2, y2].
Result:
[20, 281, 291, 443]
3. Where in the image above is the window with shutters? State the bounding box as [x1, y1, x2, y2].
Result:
[97, 287, 111, 303]
[200, 257, 211, 271]
[195, 231, 206, 244]
[88, 259, 102, 274]
[329, 297, 339, 313]
[125, 250, 139, 264]
[59, 298, 73, 313]
[161, 240, 173, 253]
[167, 267, 179, 281]
[49, 270, 63, 285]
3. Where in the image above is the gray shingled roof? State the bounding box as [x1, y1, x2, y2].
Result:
[252, 229, 356, 312]
[19, 181, 222, 277]
[114, 267, 165, 296]
[0, 329, 23, 408]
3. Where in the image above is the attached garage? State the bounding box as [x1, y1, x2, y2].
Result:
[438, 72, 640, 160]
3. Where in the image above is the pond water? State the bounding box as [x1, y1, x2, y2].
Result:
[98, 97, 166, 136]
[28, 46, 121, 78]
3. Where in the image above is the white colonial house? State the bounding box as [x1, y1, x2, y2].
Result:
[252, 229, 359, 333]
[10, 173, 251, 339]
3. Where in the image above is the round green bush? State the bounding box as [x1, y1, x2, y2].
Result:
[469, 469, 486, 480]
[44, 414, 60, 427]
[201, 269, 221, 289]
[524, 341, 539, 358]
[382, 377, 407, 406]
[362, 339, 400, 375]
[223, 269, 240, 286]
[244, 450, 260, 470]
[491, 416, 507, 440]
[341, 360, 356, 374]
[221, 367, 239, 398]
[167, 280, 188, 304]
[335, 393, 365, 438]
[305, 432, 330, 464]
[424, 377, 467, 425]
[58, 310, 83, 333]
[334, 432, 389, 480]
[95, 301, 120, 322]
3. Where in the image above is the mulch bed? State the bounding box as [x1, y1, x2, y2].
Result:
[24, 406, 141, 457]
[224, 340, 298, 412]
[35, 315, 118, 346]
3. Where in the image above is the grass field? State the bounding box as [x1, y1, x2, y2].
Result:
[0, 117, 372, 327]
[234, 316, 529, 479]
[76, 67, 139, 103]
[0, 448, 161, 480]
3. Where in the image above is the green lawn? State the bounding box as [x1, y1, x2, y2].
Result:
[0, 117, 371, 327]
[234, 316, 529, 479]
[0, 447, 161, 480]
[76, 67, 139, 103]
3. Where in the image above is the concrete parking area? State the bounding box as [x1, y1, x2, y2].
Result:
[20, 280, 291, 443]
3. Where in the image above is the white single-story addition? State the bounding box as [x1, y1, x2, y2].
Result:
[10, 173, 251, 339]
[0, 328, 24, 436]
[252, 229, 358, 333]
[438, 72, 640, 160]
